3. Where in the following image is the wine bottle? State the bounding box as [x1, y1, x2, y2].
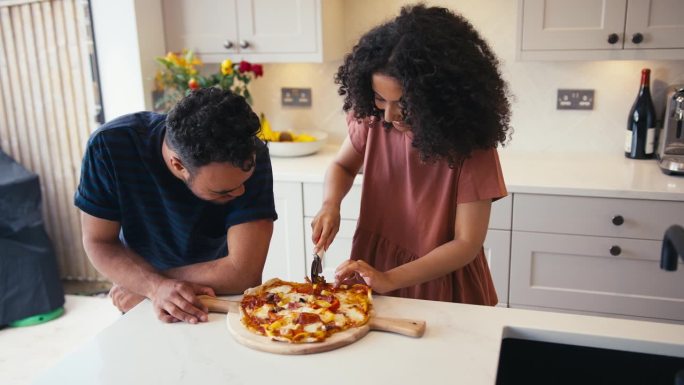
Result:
[625, 68, 657, 159]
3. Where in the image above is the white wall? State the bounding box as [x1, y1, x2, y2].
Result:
[91, 0, 165, 122]
[248, 0, 684, 154]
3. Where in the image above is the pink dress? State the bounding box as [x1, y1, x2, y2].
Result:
[348, 116, 507, 305]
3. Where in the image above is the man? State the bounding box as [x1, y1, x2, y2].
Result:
[74, 88, 277, 324]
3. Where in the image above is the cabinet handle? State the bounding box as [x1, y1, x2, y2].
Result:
[223, 40, 234, 49]
[611, 215, 624, 226]
[607, 33, 619, 44]
[609, 245, 622, 256]
[239, 40, 250, 49]
[631, 33, 644, 44]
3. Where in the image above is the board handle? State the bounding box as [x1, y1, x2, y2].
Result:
[198, 295, 239, 314]
[369, 316, 426, 338]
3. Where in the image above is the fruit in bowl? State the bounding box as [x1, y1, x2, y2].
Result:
[258, 113, 327, 157]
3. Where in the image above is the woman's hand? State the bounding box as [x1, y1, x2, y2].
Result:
[311, 202, 341, 253]
[335, 260, 396, 294]
[150, 279, 215, 324]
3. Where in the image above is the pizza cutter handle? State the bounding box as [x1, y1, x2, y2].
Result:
[198, 295, 239, 314]
[369, 316, 426, 338]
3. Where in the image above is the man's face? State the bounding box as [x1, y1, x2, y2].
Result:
[185, 161, 255, 204]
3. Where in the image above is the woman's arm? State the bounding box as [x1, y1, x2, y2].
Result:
[311, 137, 364, 252]
[335, 199, 492, 293]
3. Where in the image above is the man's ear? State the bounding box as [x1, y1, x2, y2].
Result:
[169, 156, 188, 175]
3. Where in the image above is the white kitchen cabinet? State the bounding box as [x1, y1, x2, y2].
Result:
[262, 181, 306, 281]
[518, 0, 684, 60]
[162, 0, 344, 63]
[509, 193, 684, 322]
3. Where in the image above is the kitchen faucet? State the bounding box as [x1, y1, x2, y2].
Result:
[660, 225, 684, 271]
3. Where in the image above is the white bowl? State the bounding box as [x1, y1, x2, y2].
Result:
[267, 130, 328, 157]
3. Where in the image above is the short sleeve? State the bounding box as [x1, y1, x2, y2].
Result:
[347, 113, 370, 155]
[73, 133, 121, 221]
[224, 143, 278, 228]
[456, 148, 508, 204]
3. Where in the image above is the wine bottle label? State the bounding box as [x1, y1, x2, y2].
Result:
[645, 127, 655, 154]
[624, 130, 633, 152]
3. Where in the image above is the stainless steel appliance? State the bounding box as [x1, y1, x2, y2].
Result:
[657, 85, 684, 175]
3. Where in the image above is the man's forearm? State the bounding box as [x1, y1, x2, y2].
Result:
[165, 257, 260, 294]
[84, 240, 165, 298]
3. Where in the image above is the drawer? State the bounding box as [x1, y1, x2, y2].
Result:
[303, 182, 362, 220]
[304, 217, 355, 280]
[509, 231, 684, 321]
[512, 194, 684, 240]
[490, 195, 512, 230]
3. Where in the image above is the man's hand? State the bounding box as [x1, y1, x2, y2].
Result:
[109, 284, 145, 313]
[150, 279, 216, 324]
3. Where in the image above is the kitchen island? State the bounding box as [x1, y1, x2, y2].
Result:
[33, 295, 684, 384]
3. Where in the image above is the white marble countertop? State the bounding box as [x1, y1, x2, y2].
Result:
[33, 296, 684, 385]
[271, 146, 684, 201]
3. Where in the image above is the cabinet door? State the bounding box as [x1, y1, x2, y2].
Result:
[509, 231, 684, 321]
[484, 229, 511, 307]
[262, 181, 305, 281]
[304, 217, 355, 281]
[521, 0, 627, 50]
[163, 0, 239, 55]
[236, 0, 317, 54]
[624, 0, 684, 49]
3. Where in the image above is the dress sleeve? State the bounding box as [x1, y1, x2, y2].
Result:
[456, 148, 508, 204]
[224, 143, 278, 228]
[73, 133, 121, 221]
[347, 113, 370, 155]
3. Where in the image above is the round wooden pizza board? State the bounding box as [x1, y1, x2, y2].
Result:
[225, 312, 371, 355]
[199, 295, 425, 355]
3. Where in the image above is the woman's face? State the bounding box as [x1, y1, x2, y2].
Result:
[372, 73, 410, 132]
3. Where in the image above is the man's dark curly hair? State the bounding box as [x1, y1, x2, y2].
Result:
[165, 87, 260, 173]
[336, 4, 512, 166]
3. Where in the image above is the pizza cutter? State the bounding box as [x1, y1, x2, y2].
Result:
[310, 249, 324, 284]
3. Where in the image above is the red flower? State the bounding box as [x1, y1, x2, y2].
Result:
[252, 64, 263, 78]
[238, 61, 252, 73]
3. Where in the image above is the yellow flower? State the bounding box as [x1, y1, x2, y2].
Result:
[221, 59, 233, 75]
[165, 52, 181, 67]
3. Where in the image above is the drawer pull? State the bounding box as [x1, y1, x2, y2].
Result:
[609, 245, 622, 256]
[612, 215, 624, 226]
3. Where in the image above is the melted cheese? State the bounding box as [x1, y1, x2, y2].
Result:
[303, 322, 323, 333]
[345, 306, 366, 323]
[253, 304, 273, 319]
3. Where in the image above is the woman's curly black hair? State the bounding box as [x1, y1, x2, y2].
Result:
[165, 87, 260, 173]
[336, 4, 512, 166]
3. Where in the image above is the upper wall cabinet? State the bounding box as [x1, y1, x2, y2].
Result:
[518, 0, 684, 60]
[162, 0, 344, 63]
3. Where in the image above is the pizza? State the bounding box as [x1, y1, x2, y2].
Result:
[239, 278, 372, 343]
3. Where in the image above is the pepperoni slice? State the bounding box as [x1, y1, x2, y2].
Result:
[296, 312, 321, 325]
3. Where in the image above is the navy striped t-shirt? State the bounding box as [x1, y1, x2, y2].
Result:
[74, 112, 278, 270]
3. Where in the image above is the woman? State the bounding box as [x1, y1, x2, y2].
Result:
[311, 4, 512, 305]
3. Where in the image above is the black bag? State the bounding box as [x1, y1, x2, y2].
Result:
[0, 150, 64, 326]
